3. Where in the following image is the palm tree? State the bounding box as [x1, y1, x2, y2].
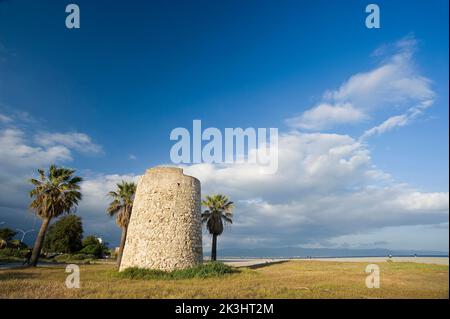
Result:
[107, 181, 137, 267]
[201, 194, 234, 261]
[28, 165, 82, 266]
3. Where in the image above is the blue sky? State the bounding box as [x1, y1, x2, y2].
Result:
[0, 0, 448, 252]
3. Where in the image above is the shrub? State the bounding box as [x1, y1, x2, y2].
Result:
[118, 262, 236, 280]
[54, 254, 70, 262]
[0, 228, 17, 242]
[119, 267, 169, 280]
[79, 244, 103, 257]
[54, 253, 96, 263]
[0, 228, 26, 251]
[71, 253, 96, 260]
[43, 215, 83, 253]
[79, 236, 109, 258]
[0, 248, 28, 258]
[8, 239, 27, 249]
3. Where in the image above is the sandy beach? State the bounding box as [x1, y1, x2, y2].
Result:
[220, 256, 449, 267]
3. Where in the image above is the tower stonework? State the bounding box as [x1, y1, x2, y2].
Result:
[119, 167, 203, 271]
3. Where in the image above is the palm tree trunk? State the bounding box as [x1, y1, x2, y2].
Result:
[116, 226, 128, 268]
[211, 234, 217, 261]
[30, 217, 51, 267]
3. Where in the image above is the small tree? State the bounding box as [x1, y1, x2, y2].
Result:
[201, 194, 234, 261]
[0, 228, 17, 242]
[82, 235, 101, 247]
[43, 215, 83, 254]
[28, 165, 82, 266]
[107, 181, 137, 267]
[0, 228, 18, 249]
[80, 235, 109, 258]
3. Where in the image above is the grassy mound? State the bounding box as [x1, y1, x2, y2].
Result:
[118, 261, 237, 280]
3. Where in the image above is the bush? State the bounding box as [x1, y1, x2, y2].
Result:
[71, 253, 96, 260]
[79, 244, 103, 257]
[54, 254, 70, 262]
[82, 236, 100, 247]
[0, 228, 17, 242]
[43, 215, 83, 253]
[118, 262, 236, 280]
[0, 248, 28, 259]
[8, 239, 27, 249]
[0, 228, 26, 251]
[53, 253, 96, 263]
[79, 236, 109, 258]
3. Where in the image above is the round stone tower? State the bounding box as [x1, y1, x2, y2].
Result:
[119, 167, 203, 271]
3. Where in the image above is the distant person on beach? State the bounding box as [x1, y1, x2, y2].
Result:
[23, 249, 32, 265]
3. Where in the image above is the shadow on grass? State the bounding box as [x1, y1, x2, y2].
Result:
[247, 260, 290, 269]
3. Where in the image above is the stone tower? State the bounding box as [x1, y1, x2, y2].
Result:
[119, 167, 203, 271]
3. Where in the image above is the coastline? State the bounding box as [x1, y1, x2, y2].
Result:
[218, 256, 449, 267]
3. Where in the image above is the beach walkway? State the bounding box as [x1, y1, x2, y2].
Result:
[219, 256, 449, 267]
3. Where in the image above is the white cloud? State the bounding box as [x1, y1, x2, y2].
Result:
[0, 116, 106, 240]
[287, 36, 435, 131]
[0, 113, 12, 123]
[0, 128, 72, 168]
[0, 128, 70, 240]
[360, 99, 432, 140]
[185, 132, 384, 199]
[183, 131, 449, 248]
[76, 173, 141, 241]
[80, 173, 140, 214]
[35, 132, 103, 155]
[0, 113, 103, 170]
[286, 103, 367, 130]
[394, 192, 449, 211]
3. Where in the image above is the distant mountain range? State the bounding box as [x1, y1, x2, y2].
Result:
[215, 247, 449, 258]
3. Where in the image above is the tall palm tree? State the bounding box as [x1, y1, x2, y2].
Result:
[201, 194, 234, 261]
[28, 165, 82, 266]
[107, 181, 137, 267]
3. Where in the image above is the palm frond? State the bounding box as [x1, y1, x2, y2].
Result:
[106, 181, 137, 228]
[28, 165, 82, 220]
[201, 193, 235, 235]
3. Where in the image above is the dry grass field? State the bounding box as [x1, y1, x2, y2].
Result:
[0, 260, 448, 299]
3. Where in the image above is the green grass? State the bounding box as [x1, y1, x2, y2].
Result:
[117, 262, 236, 280]
[0, 250, 106, 265]
[0, 260, 447, 298]
[53, 253, 98, 264]
[0, 248, 28, 260]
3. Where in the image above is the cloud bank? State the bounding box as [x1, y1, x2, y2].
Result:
[286, 36, 435, 134]
[184, 131, 448, 249]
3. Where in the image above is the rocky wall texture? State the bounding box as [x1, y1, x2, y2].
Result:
[119, 167, 203, 271]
